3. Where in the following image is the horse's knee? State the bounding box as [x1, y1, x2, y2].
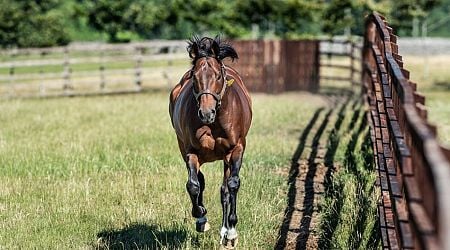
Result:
[221, 184, 229, 203]
[186, 180, 200, 196]
[227, 176, 240, 192]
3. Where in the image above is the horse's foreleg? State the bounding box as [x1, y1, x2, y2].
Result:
[221, 144, 244, 248]
[185, 153, 209, 232]
[220, 163, 231, 242]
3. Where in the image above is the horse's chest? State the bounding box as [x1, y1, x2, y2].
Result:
[194, 126, 230, 160]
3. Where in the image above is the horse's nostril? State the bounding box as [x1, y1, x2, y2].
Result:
[211, 109, 216, 115]
[198, 110, 204, 120]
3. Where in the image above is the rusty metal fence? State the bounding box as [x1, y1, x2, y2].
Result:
[363, 12, 450, 249]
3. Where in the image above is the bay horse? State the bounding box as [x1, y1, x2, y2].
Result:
[169, 36, 252, 248]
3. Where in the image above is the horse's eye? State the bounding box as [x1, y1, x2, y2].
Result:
[192, 79, 199, 91]
[217, 74, 222, 81]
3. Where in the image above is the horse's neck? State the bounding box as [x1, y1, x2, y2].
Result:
[224, 66, 252, 107]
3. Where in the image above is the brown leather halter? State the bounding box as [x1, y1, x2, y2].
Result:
[191, 59, 228, 109]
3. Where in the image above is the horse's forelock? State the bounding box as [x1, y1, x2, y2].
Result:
[188, 35, 238, 64]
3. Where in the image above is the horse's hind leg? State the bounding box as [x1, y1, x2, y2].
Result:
[185, 153, 210, 232]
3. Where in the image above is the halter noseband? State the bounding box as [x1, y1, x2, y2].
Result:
[191, 61, 228, 109]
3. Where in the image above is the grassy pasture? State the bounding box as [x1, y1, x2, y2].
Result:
[0, 90, 331, 249]
[401, 54, 450, 146]
[0, 85, 381, 249]
[1, 50, 446, 249]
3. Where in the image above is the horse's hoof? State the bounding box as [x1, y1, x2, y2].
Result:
[196, 216, 210, 232]
[220, 228, 238, 249]
[220, 237, 238, 249]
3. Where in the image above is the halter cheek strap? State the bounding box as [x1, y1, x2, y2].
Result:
[192, 64, 229, 108]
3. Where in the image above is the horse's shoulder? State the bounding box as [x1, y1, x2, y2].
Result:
[170, 70, 193, 103]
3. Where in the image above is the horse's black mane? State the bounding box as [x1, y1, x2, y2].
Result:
[187, 35, 238, 64]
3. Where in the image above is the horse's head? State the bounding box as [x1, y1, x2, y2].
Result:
[191, 57, 225, 124]
[187, 36, 238, 124]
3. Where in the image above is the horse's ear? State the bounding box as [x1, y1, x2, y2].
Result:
[211, 40, 220, 59]
[188, 42, 199, 59]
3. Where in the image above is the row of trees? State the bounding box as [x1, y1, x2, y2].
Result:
[0, 0, 445, 48]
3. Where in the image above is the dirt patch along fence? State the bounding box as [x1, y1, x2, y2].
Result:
[363, 12, 450, 249]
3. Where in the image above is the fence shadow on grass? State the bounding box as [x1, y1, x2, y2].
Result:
[275, 107, 324, 250]
[275, 91, 381, 249]
[275, 93, 350, 249]
[318, 101, 380, 250]
[95, 223, 187, 250]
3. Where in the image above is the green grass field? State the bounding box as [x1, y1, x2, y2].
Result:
[1, 51, 447, 249]
[402, 54, 450, 146]
[0, 86, 379, 249]
[0, 90, 316, 249]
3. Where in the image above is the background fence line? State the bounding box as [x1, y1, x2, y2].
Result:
[0, 41, 187, 98]
[363, 12, 450, 250]
[0, 39, 359, 98]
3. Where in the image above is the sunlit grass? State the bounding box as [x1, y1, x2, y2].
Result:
[402, 54, 450, 146]
[318, 98, 379, 249]
[0, 91, 326, 249]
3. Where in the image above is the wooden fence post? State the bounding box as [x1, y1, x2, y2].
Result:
[63, 47, 72, 94]
[39, 51, 46, 96]
[350, 41, 355, 85]
[134, 47, 143, 91]
[99, 48, 106, 90]
[9, 52, 15, 85]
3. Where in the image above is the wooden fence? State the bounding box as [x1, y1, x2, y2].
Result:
[0, 41, 188, 98]
[228, 40, 320, 93]
[0, 39, 325, 97]
[319, 38, 362, 86]
[363, 12, 450, 249]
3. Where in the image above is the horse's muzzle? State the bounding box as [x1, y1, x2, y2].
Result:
[198, 108, 216, 124]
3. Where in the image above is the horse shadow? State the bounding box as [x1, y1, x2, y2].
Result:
[95, 223, 189, 250]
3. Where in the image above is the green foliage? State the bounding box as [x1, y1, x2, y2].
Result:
[0, 0, 70, 48]
[80, 0, 169, 42]
[390, 0, 442, 36]
[274, 0, 323, 38]
[323, 0, 391, 36]
[425, 0, 450, 36]
[0, 0, 448, 47]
